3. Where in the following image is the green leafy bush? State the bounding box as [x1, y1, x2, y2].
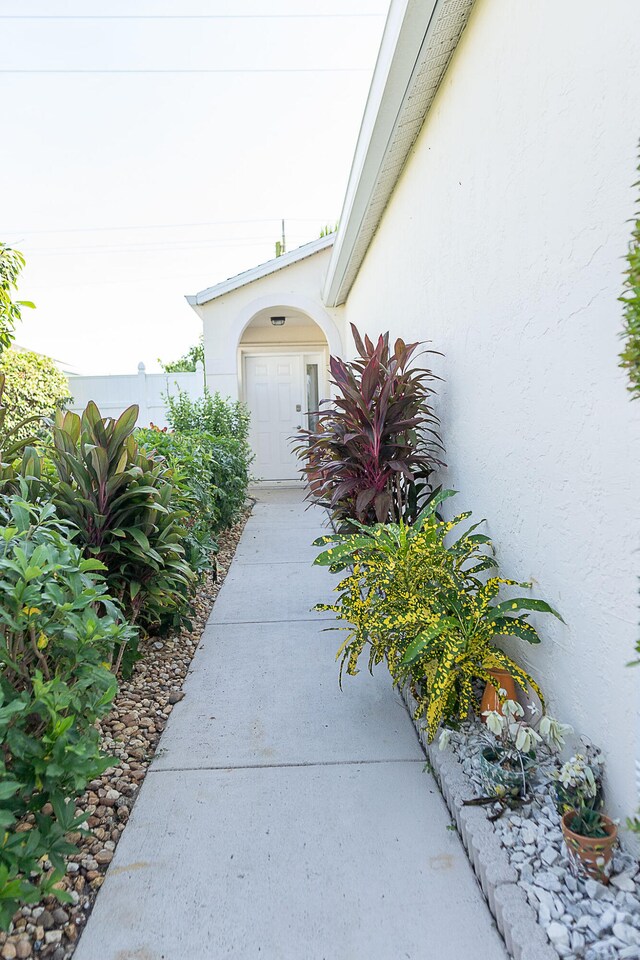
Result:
[0, 493, 133, 926]
[619, 157, 640, 397]
[0, 374, 42, 493]
[315, 491, 560, 740]
[165, 386, 250, 444]
[0, 349, 70, 439]
[136, 428, 217, 572]
[137, 428, 251, 538]
[47, 403, 194, 645]
[0, 244, 34, 356]
[205, 435, 251, 529]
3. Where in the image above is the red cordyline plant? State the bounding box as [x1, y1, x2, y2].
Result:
[294, 324, 445, 525]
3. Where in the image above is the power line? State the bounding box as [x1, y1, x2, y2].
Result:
[20, 236, 316, 255]
[0, 13, 384, 19]
[4, 218, 336, 236]
[0, 68, 369, 74]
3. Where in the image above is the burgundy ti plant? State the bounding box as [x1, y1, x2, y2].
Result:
[294, 324, 444, 525]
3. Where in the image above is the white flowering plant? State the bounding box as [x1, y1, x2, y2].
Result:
[482, 698, 571, 766]
[551, 748, 604, 818]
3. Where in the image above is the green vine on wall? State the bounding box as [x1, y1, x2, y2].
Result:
[620, 153, 640, 835]
[619, 157, 640, 397]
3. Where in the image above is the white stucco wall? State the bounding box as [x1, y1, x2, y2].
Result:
[343, 0, 640, 822]
[192, 247, 346, 400]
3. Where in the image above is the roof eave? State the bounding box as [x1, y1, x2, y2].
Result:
[323, 0, 476, 308]
[187, 234, 335, 309]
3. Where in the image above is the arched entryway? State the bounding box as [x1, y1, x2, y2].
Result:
[238, 303, 331, 481]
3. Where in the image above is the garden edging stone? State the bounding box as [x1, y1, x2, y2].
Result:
[401, 683, 559, 960]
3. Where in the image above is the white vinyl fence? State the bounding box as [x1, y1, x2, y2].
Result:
[66, 362, 205, 428]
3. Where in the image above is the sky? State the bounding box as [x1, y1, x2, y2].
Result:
[0, 1, 389, 373]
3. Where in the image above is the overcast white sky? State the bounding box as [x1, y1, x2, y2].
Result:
[1, 1, 389, 373]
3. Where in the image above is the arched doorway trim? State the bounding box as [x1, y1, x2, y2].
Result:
[231, 293, 343, 358]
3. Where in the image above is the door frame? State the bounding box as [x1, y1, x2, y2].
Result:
[240, 346, 330, 481]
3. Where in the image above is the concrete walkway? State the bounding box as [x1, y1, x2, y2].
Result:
[75, 487, 508, 960]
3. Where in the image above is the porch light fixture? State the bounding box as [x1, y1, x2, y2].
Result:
[270, 316, 286, 326]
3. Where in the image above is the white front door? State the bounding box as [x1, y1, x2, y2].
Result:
[244, 354, 304, 481]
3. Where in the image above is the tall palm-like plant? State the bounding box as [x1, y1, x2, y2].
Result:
[294, 324, 444, 524]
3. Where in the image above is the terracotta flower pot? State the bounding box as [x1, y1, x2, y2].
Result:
[480, 669, 517, 719]
[561, 810, 618, 883]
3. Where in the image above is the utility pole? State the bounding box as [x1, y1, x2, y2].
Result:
[275, 219, 286, 258]
[281, 219, 286, 255]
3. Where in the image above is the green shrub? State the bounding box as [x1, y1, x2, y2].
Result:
[137, 428, 251, 536]
[136, 428, 218, 573]
[47, 403, 194, 645]
[0, 244, 34, 356]
[0, 349, 70, 439]
[0, 374, 42, 493]
[205, 435, 251, 529]
[315, 491, 560, 740]
[619, 156, 640, 397]
[0, 492, 133, 926]
[165, 386, 250, 443]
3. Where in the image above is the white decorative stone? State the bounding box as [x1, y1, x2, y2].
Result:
[431, 716, 640, 960]
[614, 922, 640, 947]
[599, 906, 616, 932]
[612, 873, 637, 893]
[585, 879, 609, 900]
[547, 921, 570, 947]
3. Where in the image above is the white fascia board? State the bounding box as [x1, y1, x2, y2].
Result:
[323, 0, 473, 307]
[186, 234, 335, 309]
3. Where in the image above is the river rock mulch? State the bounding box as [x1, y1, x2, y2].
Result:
[447, 722, 640, 960]
[0, 508, 251, 960]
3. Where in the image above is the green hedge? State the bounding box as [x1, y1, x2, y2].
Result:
[136, 428, 251, 536]
[164, 386, 250, 443]
[0, 397, 252, 926]
[0, 494, 133, 924]
[0, 349, 70, 438]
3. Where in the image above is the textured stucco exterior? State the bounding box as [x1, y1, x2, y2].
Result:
[191, 247, 345, 401]
[341, 0, 640, 822]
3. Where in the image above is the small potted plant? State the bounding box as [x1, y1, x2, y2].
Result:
[555, 756, 617, 883]
[551, 747, 604, 815]
[479, 700, 570, 798]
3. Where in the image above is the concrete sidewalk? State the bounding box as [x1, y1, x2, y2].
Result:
[75, 487, 508, 960]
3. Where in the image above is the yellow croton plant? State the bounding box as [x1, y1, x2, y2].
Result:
[315, 490, 562, 741]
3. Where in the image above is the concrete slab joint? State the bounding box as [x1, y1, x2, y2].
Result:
[400, 683, 557, 960]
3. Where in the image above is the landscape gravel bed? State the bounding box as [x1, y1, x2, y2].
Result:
[402, 685, 640, 960]
[0, 508, 251, 960]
